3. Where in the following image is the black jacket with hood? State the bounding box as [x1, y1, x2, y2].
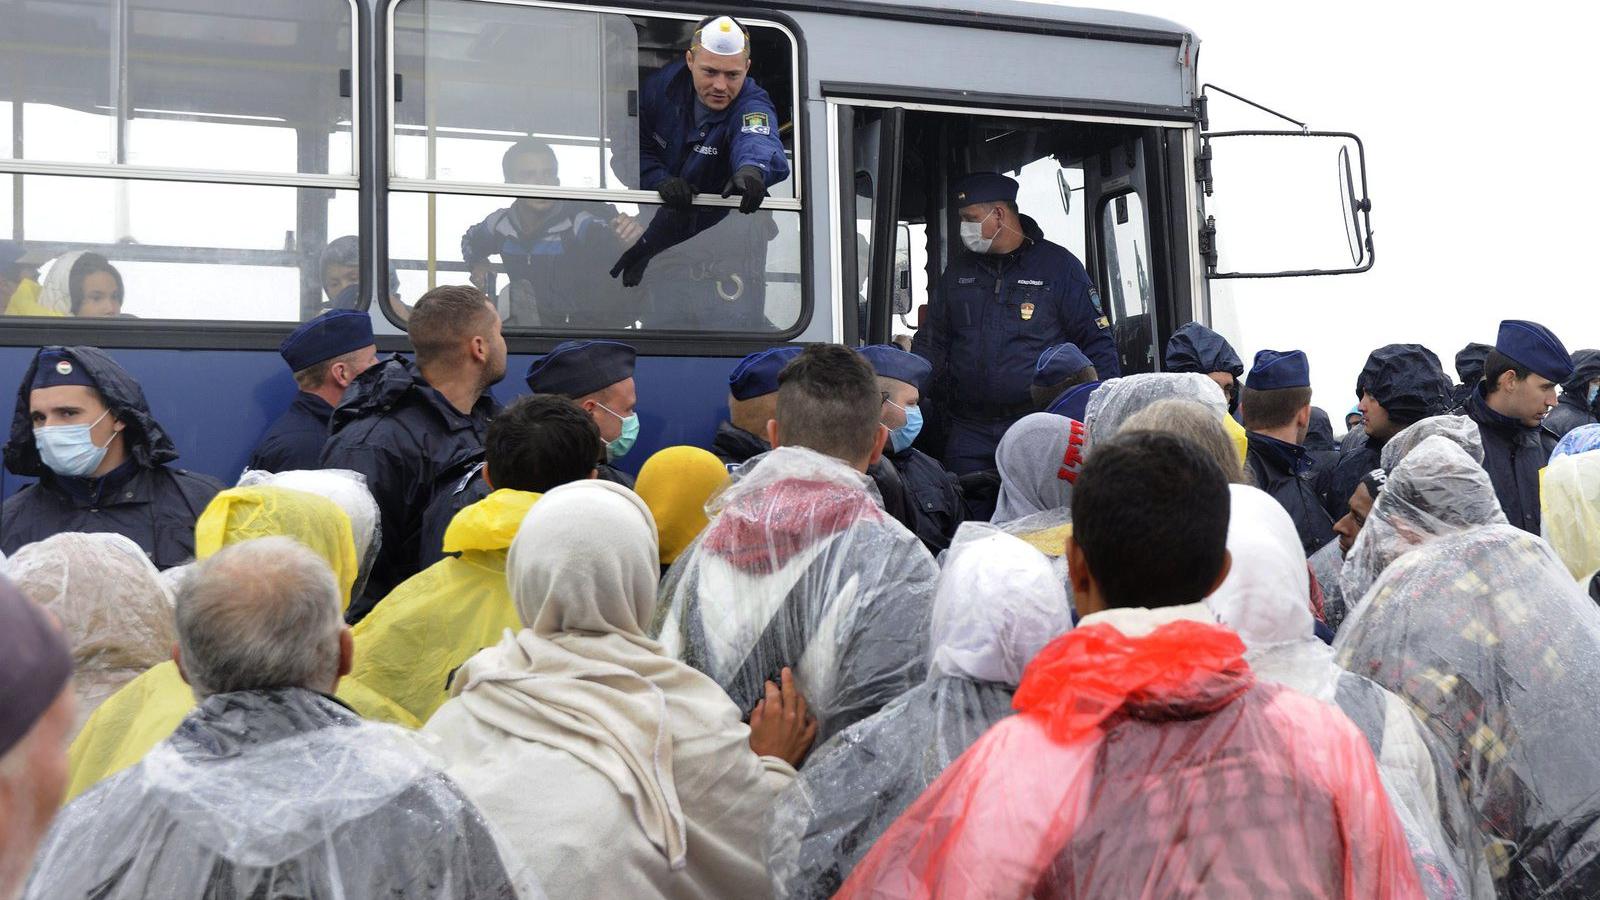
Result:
[1, 346, 223, 569]
[1544, 349, 1600, 439]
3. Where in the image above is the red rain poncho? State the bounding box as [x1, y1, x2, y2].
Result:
[837, 619, 1423, 899]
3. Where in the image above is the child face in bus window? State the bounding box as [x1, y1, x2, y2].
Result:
[76, 272, 122, 318]
[322, 263, 359, 305]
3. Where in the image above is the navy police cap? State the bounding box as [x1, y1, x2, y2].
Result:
[525, 339, 637, 398]
[1047, 380, 1102, 422]
[858, 344, 933, 396]
[952, 172, 1018, 207]
[30, 348, 98, 390]
[729, 346, 801, 400]
[1495, 319, 1574, 384]
[1246, 349, 1311, 391]
[278, 310, 374, 372]
[1033, 343, 1094, 389]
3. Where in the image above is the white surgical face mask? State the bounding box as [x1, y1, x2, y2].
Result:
[959, 209, 998, 254]
[34, 409, 114, 477]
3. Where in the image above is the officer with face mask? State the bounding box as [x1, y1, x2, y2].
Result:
[859, 344, 965, 555]
[525, 339, 641, 487]
[912, 173, 1120, 475]
[1, 346, 223, 568]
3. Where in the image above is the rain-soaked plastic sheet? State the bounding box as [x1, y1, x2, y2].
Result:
[1379, 415, 1484, 472]
[655, 446, 938, 740]
[765, 526, 1073, 898]
[1082, 372, 1228, 452]
[1336, 525, 1600, 895]
[3, 532, 174, 737]
[833, 618, 1423, 898]
[1339, 436, 1506, 609]
[237, 468, 382, 602]
[25, 687, 542, 898]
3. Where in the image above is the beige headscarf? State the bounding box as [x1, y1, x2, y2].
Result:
[452, 480, 729, 870]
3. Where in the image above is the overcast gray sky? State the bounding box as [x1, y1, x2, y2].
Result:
[1034, 0, 1599, 424]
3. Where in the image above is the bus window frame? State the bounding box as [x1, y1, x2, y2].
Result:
[381, 0, 812, 346]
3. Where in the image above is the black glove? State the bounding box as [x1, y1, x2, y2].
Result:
[656, 176, 697, 211]
[609, 240, 653, 288]
[721, 165, 767, 214]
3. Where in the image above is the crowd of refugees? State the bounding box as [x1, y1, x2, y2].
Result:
[5, 12, 1600, 899]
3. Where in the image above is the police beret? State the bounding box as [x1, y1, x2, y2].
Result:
[525, 339, 637, 398]
[952, 173, 1018, 207]
[278, 310, 375, 373]
[1246, 349, 1310, 391]
[1033, 343, 1094, 389]
[1164, 322, 1244, 378]
[1047, 380, 1102, 422]
[1496, 319, 1574, 384]
[859, 344, 933, 396]
[1357, 343, 1452, 427]
[30, 348, 98, 390]
[729, 346, 801, 400]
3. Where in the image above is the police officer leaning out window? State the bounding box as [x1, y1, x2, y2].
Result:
[912, 172, 1121, 476]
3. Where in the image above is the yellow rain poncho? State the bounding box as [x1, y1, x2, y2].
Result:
[1542, 452, 1600, 587]
[1222, 414, 1249, 470]
[64, 485, 415, 802]
[350, 489, 539, 723]
[635, 446, 729, 567]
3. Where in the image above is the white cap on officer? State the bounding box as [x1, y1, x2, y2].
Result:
[697, 16, 747, 56]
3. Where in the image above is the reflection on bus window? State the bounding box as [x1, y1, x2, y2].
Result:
[1102, 193, 1152, 319]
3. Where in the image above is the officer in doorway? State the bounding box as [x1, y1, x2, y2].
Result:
[913, 172, 1120, 474]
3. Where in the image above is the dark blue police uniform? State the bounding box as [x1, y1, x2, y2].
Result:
[859, 344, 966, 555]
[249, 310, 374, 475]
[525, 340, 640, 488]
[1241, 350, 1336, 557]
[913, 174, 1119, 475]
[2, 347, 222, 569]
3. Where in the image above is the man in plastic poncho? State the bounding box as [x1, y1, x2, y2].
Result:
[351, 395, 603, 723]
[657, 344, 939, 742]
[25, 538, 536, 899]
[837, 431, 1422, 898]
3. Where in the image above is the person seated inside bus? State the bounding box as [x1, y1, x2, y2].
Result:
[320, 235, 411, 324]
[66, 253, 125, 318]
[0, 240, 50, 317]
[248, 310, 379, 474]
[912, 173, 1120, 476]
[461, 137, 642, 330]
[1, 346, 224, 569]
[606, 15, 789, 331]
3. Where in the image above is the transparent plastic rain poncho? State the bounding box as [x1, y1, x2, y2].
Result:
[766, 526, 1074, 899]
[1379, 414, 1485, 472]
[1542, 450, 1600, 596]
[26, 688, 539, 899]
[1307, 539, 1350, 631]
[1207, 486, 1483, 898]
[3, 532, 175, 737]
[1335, 526, 1600, 896]
[992, 413, 1079, 525]
[833, 616, 1424, 898]
[237, 468, 382, 603]
[1551, 422, 1600, 460]
[1081, 372, 1229, 452]
[1339, 435, 1507, 608]
[655, 446, 939, 741]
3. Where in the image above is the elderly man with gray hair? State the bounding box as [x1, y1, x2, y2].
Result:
[23, 537, 539, 899]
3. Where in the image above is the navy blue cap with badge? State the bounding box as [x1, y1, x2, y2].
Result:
[858, 344, 933, 396]
[728, 346, 802, 401]
[1047, 380, 1102, 422]
[30, 348, 99, 390]
[525, 339, 638, 398]
[1495, 319, 1574, 384]
[951, 172, 1019, 207]
[1033, 343, 1094, 389]
[1246, 349, 1311, 391]
[278, 310, 374, 373]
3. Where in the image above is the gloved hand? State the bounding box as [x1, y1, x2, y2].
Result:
[722, 165, 767, 214]
[609, 240, 653, 288]
[656, 176, 697, 211]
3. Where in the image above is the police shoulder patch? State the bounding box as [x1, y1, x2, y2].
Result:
[1096, 316, 1111, 330]
[740, 112, 772, 135]
[1088, 286, 1105, 316]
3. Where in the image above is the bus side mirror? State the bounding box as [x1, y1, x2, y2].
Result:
[1201, 131, 1374, 279]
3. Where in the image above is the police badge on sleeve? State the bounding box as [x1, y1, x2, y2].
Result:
[741, 112, 772, 135]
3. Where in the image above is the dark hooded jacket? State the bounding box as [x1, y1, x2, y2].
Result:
[2, 346, 222, 569]
[1245, 432, 1337, 557]
[1164, 322, 1245, 414]
[246, 391, 333, 474]
[1544, 349, 1600, 439]
[1320, 344, 1452, 520]
[1464, 383, 1549, 535]
[319, 355, 499, 621]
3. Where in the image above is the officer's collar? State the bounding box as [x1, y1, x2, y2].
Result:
[46, 456, 148, 508]
[1469, 381, 1538, 435]
[1247, 431, 1310, 473]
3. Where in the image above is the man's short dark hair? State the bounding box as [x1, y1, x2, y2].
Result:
[486, 394, 602, 492]
[1071, 431, 1231, 610]
[1240, 385, 1314, 431]
[1483, 349, 1535, 394]
[1030, 366, 1098, 408]
[775, 344, 881, 464]
[502, 137, 556, 182]
[408, 284, 494, 366]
